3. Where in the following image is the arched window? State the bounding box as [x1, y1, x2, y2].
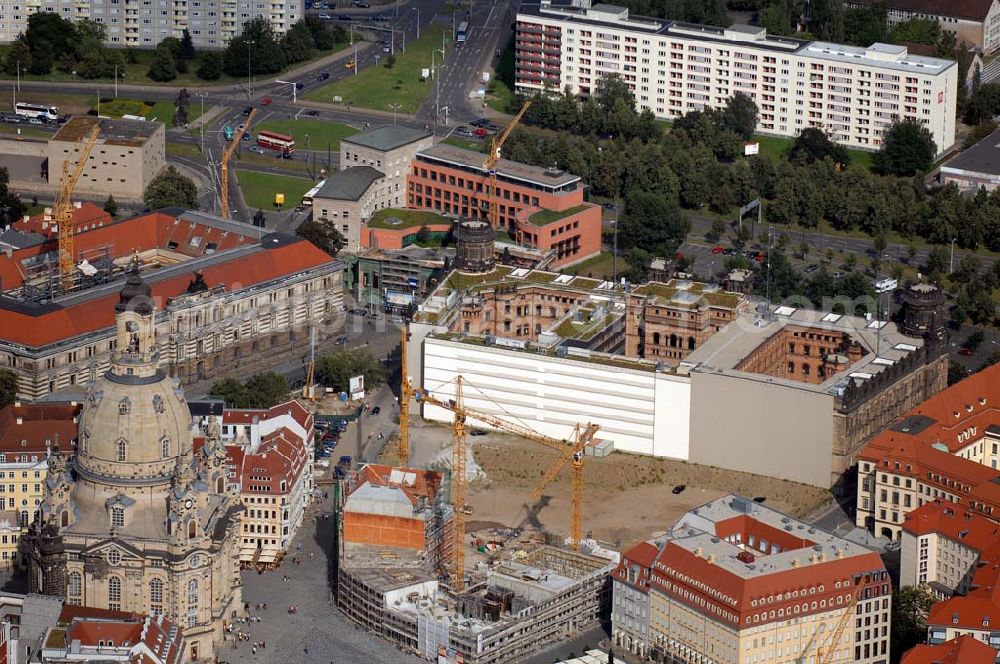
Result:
[111, 507, 124, 528]
[118, 398, 130, 415]
[802, 364, 811, 376]
[688, 336, 696, 350]
[188, 520, 196, 539]
[67, 572, 82, 605]
[116, 439, 127, 462]
[216, 477, 224, 494]
[61, 510, 69, 527]
[186, 579, 199, 628]
[787, 361, 795, 374]
[161, 437, 170, 459]
[652, 332, 660, 346]
[19, 511, 28, 527]
[108, 576, 122, 611]
[669, 334, 678, 348]
[149, 579, 164, 616]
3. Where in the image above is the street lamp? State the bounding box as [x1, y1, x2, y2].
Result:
[195, 93, 207, 153]
[431, 48, 445, 126]
[114, 64, 119, 99]
[950, 237, 956, 274]
[388, 102, 402, 124]
[246, 40, 255, 98]
[415, 7, 421, 39]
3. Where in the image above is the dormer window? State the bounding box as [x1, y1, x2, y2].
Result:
[118, 398, 130, 415]
[116, 438, 127, 462]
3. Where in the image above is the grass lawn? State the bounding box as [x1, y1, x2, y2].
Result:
[563, 252, 627, 280]
[304, 24, 452, 113]
[0, 45, 348, 88]
[0, 92, 92, 115]
[89, 96, 203, 126]
[485, 36, 516, 114]
[751, 134, 873, 172]
[233, 151, 313, 175]
[368, 207, 449, 229]
[529, 205, 589, 226]
[165, 142, 204, 158]
[236, 170, 314, 210]
[441, 136, 484, 151]
[0, 124, 51, 140]
[255, 119, 358, 150]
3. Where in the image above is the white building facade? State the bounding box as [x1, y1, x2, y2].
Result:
[0, 0, 300, 48]
[515, 0, 957, 155]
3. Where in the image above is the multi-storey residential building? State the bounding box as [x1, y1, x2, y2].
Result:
[0, 403, 79, 569]
[406, 144, 602, 268]
[0, 0, 301, 48]
[194, 400, 314, 567]
[612, 495, 892, 663]
[0, 209, 344, 399]
[855, 362, 1000, 540]
[845, 0, 1000, 54]
[515, 0, 957, 155]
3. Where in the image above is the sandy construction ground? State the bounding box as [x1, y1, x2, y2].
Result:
[389, 421, 832, 549]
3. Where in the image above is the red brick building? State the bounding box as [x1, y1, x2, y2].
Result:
[406, 144, 601, 268]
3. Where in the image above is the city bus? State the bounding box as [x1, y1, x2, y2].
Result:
[14, 102, 59, 122]
[456, 21, 469, 45]
[257, 130, 295, 155]
[302, 179, 326, 206]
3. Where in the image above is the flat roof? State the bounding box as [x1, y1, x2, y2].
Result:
[681, 305, 925, 394]
[52, 115, 161, 147]
[315, 166, 384, 201]
[417, 144, 581, 189]
[342, 125, 431, 152]
[942, 128, 1000, 177]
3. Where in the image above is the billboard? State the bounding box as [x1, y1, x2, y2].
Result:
[743, 142, 760, 156]
[350, 375, 365, 401]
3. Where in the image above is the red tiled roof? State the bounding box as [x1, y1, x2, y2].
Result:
[0, 236, 333, 348]
[57, 607, 182, 664]
[901, 635, 998, 664]
[235, 427, 309, 495]
[222, 401, 313, 431]
[902, 501, 1000, 555]
[0, 403, 79, 454]
[352, 464, 445, 506]
[12, 202, 112, 238]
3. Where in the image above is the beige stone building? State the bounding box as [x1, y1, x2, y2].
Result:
[340, 125, 433, 198]
[845, 0, 1000, 53]
[21, 268, 244, 663]
[48, 116, 165, 203]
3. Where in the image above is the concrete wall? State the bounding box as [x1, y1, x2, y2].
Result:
[419, 336, 692, 458]
[0, 140, 48, 157]
[688, 369, 834, 487]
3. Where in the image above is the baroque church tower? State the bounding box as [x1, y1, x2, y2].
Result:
[21, 264, 244, 662]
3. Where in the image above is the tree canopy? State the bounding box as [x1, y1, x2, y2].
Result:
[296, 219, 346, 256]
[0, 369, 17, 410]
[144, 166, 198, 211]
[315, 349, 386, 393]
[209, 372, 290, 409]
[873, 120, 937, 176]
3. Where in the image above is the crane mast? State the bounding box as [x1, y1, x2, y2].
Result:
[57, 122, 102, 291]
[220, 108, 257, 218]
[485, 100, 530, 229]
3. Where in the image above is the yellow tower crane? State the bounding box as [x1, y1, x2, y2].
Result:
[220, 108, 257, 219]
[398, 324, 415, 466]
[411, 378, 598, 590]
[57, 122, 102, 291]
[485, 100, 531, 229]
[818, 577, 863, 664]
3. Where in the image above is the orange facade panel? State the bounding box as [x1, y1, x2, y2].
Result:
[343, 512, 426, 550]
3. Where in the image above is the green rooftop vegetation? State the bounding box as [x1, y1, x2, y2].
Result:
[634, 279, 742, 309]
[528, 205, 590, 226]
[553, 312, 620, 341]
[368, 208, 451, 230]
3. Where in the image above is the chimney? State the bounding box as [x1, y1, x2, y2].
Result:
[695, 546, 703, 558]
[819, 552, 826, 562]
[73, 201, 82, 209]
[835, 549, 844, 559]
[791, 558, 800, 568]
[21, 215, 28, 223]
[707, 554, 716, 564]
[15, 417, 22, 425]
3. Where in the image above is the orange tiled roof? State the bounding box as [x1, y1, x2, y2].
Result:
[0, 403, 79, 454]
[901, 635, 997, 664]
[12, 202, 112, 238]
[352, 464, 445, 507]
[0, 236, 333, 348]
[902, 500, 1000, 555]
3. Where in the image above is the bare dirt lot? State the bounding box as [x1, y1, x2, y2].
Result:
[399, 423, 832, 550]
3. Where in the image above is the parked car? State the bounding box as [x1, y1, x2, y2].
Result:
[338, 14, 352, 20]
[371, 406, 381, 416]
[711, 245, 724, 254]
[306, 110, 320, 117]
[249, 145, 266, 154]
[353, 0, 370, 6]
[382, 45, 391, 53]
[242, 132, 251, 141]
[723, 248, 736, 255]
[318, 13, 332, 19]
[754, 253, 765, 262]
[27, 118, 44, 125]
[261, 97, 272, 105]
[318, 71, 330, 80]
[470, 118, 490, 127]
[454, 125, 475, 138]
[242, 106, 253, 116]
[803, 263, 820, 274]
[483, 122, 500, 133]
[473, 127, 488, 138]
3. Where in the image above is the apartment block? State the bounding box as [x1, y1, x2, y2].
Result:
[515, 0, 957, 155]
[855, 362, 1000, 541]
[0, 0, 301, 48]
[406, 144, 602, 268]
[612, 495, 892, 663]
[845, 0, 1000, 54]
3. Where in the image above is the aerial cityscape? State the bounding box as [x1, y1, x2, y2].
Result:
[0, 0, 998, 662]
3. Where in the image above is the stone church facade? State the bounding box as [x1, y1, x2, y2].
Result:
[21, 265, 244, 662]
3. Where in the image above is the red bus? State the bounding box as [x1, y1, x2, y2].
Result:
[257, 130, 295, 154]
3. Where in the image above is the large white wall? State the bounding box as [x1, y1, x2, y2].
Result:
[420, 337, 691, 459]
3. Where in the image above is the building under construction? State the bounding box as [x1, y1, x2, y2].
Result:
[336, 543, 615, 664]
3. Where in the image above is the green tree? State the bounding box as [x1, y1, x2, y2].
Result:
[707, 218, 726, 243]
[924, 246, 949, 279]
[243, 372, 290, 408]
[315, 349, 387, 393]
[843, 2, 887, 45]
[385, 54, 396, 69]
[891, 586, 935, 663]
[144, 166, 198, 210]
[296, 218, 346, 256]
[890, 17, 941, 44]
[281, 20, 316, 64]
[873, 120, 937, 176]
[719, 92, 758, 141]
[103, 194, 117, 217]
[305, 16, 337, 50]
[209, 377, 248, 407]
[2, 37, 32, 77]
[617, 190, 691, 256]
[223, 18, 287, 77]
[799, 241, 809, 259]
[196, 52, 223, 80]
[24, 13, 76, 72]
[147, 46, 178, 82]
[180, 29, 197, 60]
[789, 127, 850, 167]
[415, 225, 431, 245]
[0, 368, 17, 409]
[965, 330, 985, 352]
[0, 167, 25, 223]
[844, 253, 857, 271]
[759, 1, 794, 36]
